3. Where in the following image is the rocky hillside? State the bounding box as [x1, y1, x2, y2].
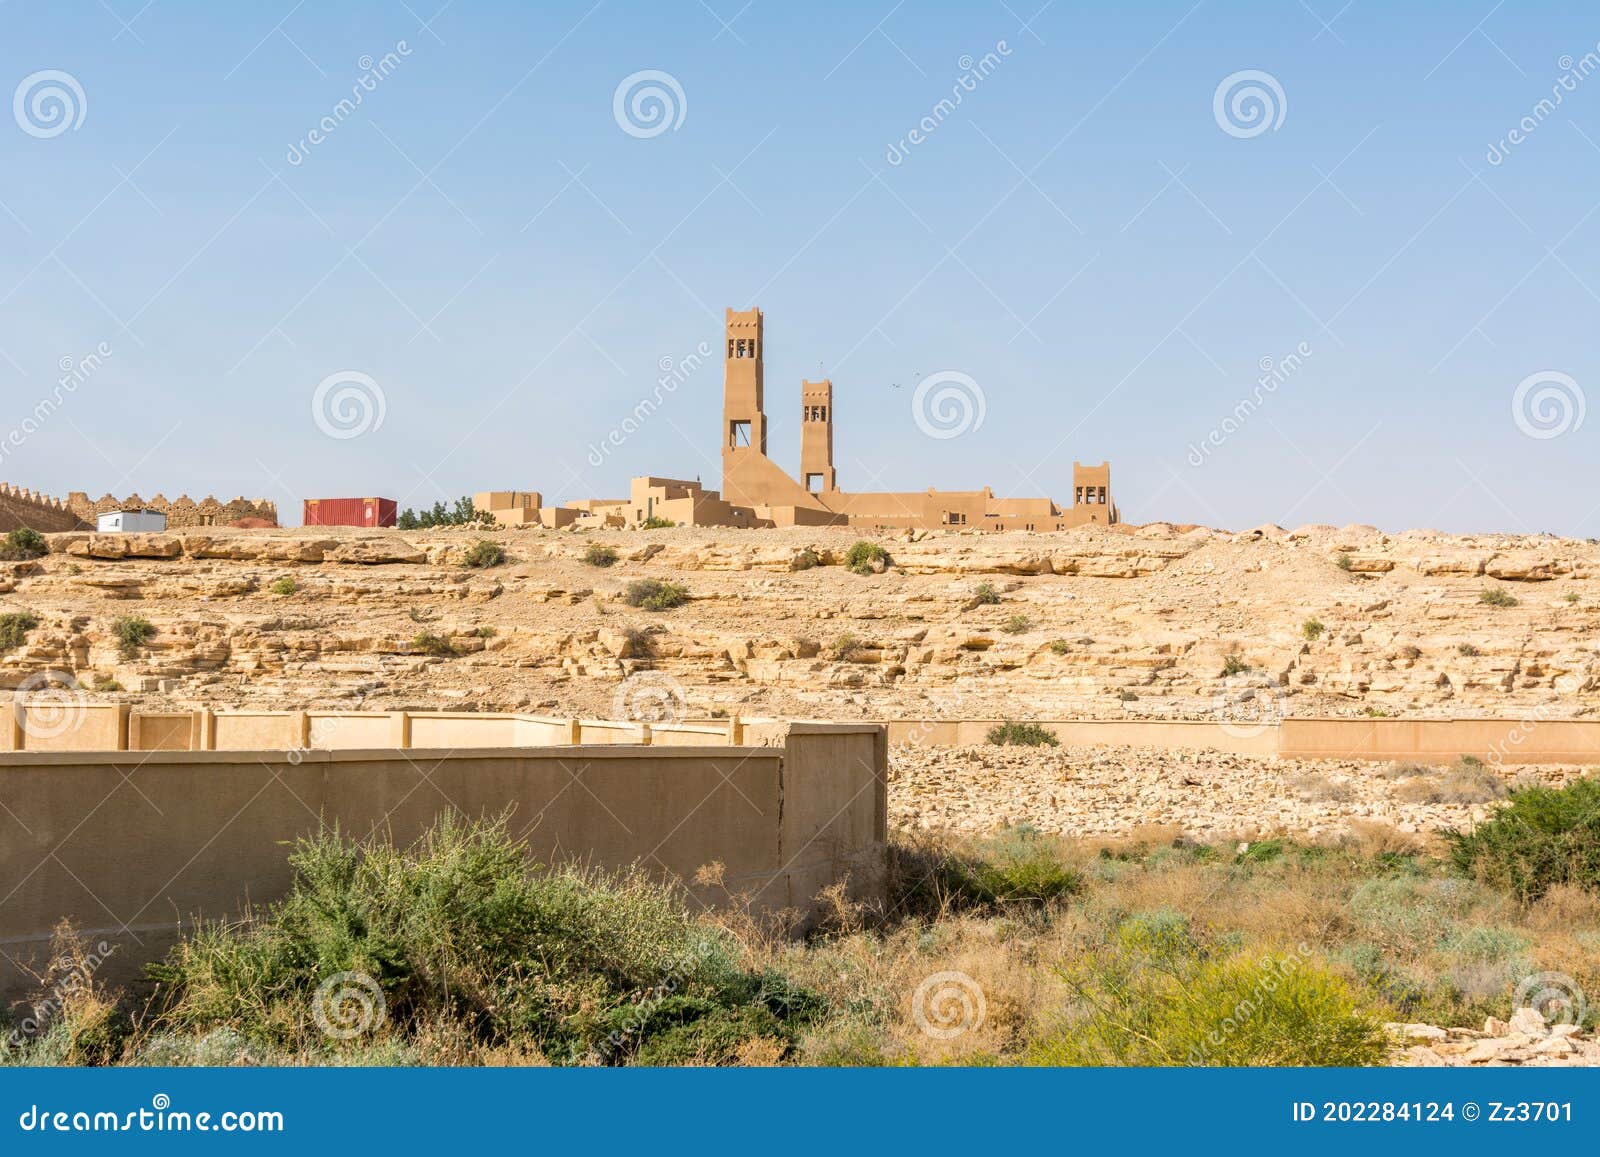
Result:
[1, 521, 1596, 721]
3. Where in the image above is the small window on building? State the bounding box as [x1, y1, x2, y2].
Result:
[729, 420, 751, 448]
[728, 339, 735, 358]
[805, 473, 823, 492]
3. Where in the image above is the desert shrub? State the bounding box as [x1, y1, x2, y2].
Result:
[1288, 772, 1353, 803]
[462, 540, 505, 568]
[624, 579, 688, 611]
[1118, 689, 1138, 702]
[473, 627, 495, 638]
[831, 632, 863, 661]
[790, 548, 819, 571]
[582, 544, 619, 568]
[1444, 777, 1600, 901]
[411, 631, 456, 657]
[844, 541, 889, 576]
[111, 615, 155, 659]
[0, 610, 39, 651]
[1457, 643, 1482, 657]
[639, 516, 675, 530]
[1221, 653, 1249, 677]
[1049, 639, 1070, 655]
[397, 496, 494, 530]
[891, 827, 1081, 917]
[1001, 613, 1032, 634]
[1335, 553, 1353, 571]
[1479, 586, 1518, 608]
[268, 576, 298, 596]
[1027, 914, 1388, 1066]
[145, 816, 821, 1063]
[1564, 592, 1580, 603]
[1399, 645, 1422, 660]
[1394, 760, 1505, 806]
[0, 527, 48, 560]
[0, 924, 129, 1065]
[986, 720, 1059, 747]
[1302, 618, 1325, 641]
[92, 674, 122, 692]
[972, 583, 1000, 606]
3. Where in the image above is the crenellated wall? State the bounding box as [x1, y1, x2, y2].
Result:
[0, 483, 87, 533]
[65, 491, 278, 528]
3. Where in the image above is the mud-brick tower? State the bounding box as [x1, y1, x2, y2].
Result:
[722, 307, 767, 485]
[799, 378, 836, 493]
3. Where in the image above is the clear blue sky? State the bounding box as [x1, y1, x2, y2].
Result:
[2, 0, 1596, 532]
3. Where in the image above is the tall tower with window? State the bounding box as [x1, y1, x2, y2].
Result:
[722, 307, 767, 484]
[799, 378, 836, 493]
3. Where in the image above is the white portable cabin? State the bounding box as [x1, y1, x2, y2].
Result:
[96, 509, 168, 533]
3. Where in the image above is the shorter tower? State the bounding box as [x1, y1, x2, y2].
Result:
[799, 378, 836, 493]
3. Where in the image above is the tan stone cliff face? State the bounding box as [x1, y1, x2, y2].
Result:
[0, 522, 1596, 720]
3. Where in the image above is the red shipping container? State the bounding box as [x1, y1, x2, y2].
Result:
[303, 497, 397, 528]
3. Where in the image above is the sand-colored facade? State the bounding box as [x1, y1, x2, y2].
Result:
[479, 307, 1117, 532]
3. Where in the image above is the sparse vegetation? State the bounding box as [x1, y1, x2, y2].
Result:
[1221, 652, 1249, 677]
[1049, 639, 1070, 655]
[1457, 643, 1482, 657]
[268, 576, 298, 596]
[1399, 645, 1422, 660]
[844, 540, 889, 576]
[790, 548, 820, 571]
[411, 631, 456, 658]
[1001, 613, 1033, 634]
[1302, 617, 1326, 641]
[583, 544, 620, 568]
[0, 610, 39, 651]
[473, 626, 496, 638]
[92, 674, 122, 692]
[972, 582, 1000, 606]
[462, 539, 505, 568]
[639, 516, 675, 530]
[624, 579, 688, 611]
[1394, 759, 1505, 806]
[1445, 777, 1600, 901]
[396, 497, 494, 530]
[1335, 552, 1353, 571]
[1117, 689, 1139, 702]
[0, 527, 48, 560]
[986, 720, 1059, 747]
[1565, 592, 1581, 603]
[111, 615, 155, 659]
[1479, 586, 1518, 608]
[831, 632, 864, 661]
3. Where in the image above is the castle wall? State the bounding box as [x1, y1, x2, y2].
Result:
[0, 484, 85, 533]
[65, 492, 277, 528]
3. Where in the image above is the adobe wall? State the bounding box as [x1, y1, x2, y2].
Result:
[0, 725, 888, 1005]
[0, 484, 85, 533]
[65, 492, 278, 528]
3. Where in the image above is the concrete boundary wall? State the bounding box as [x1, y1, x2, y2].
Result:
[0, 723, 887, 1007]
[882, 716, 1600, 766]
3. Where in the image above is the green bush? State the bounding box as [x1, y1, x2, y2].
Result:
[639, 517, 675, 530]
[1001, 613, 1032, 635]
[1049, 639, 1070, 655]
[624, 580, 688, 611]
[844, 541, 889, 576]
[583, 544, 619, 568]
[1479, 587, 1518, 608]
[831, 632, 863, 661]
[891, 827, 1081, 917]
[1302, 618, 1325, 641]
[0, 527, 48, 560]
[462, 540, 505, 568]
[397, 497, 495, 530]
[111, 615, 155, 659]
[1444, 777, 1600, 901]
[790, 549, 820, 572]
[146, 816, 822, 1063]
[1458, 643, 1482, 657]
[1335, 553, 1353, 572]
[411, 631, 456, 657]
[1027, 913, 1387, 1066]
[0, 610, 39, 651]
[1221, 653, 1249, 676]
[973, 583, 1000, 606]
[986, 720, 1059, 747]
[268, 576, 298, 596]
